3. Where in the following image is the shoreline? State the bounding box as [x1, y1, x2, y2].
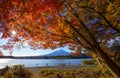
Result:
[26, 65, 96, 73]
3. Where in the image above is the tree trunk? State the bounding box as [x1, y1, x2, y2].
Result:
[95, 46, 120, 78]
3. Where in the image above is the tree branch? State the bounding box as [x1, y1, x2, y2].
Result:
[71, 33, 92, 50]
[78, 6, 120, 33]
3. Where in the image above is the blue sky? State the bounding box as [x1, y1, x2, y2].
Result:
[12, 46, 71, 56]
[0, 38, 71, 56]
[0, 31, 73, 56]
[1, 45, 71, 56]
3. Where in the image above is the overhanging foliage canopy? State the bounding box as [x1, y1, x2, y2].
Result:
[0, 0, 120, 77]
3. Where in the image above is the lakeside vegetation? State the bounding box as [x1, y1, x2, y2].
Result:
[35, 66, 113, 78]
[0, 59, 114, 78]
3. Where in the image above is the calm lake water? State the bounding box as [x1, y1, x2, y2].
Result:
[0, 58, 90, 69]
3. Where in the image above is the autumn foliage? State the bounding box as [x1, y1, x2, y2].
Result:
[0, 0, 120, 77]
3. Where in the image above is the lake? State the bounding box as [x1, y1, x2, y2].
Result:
[0, 58, 90, 69]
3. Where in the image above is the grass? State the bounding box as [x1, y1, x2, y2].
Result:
[29, 65, 113, 78]
[0, 65, 32, 78]
[0, 60, 114, 78]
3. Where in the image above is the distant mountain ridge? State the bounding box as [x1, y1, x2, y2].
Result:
[0, 49, 91, 59]
[44, 49, 70, 56]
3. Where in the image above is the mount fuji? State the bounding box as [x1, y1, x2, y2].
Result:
[44, 49, 70, 56]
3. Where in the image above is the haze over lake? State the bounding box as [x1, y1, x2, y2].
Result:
[0, 58, 90, 69]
